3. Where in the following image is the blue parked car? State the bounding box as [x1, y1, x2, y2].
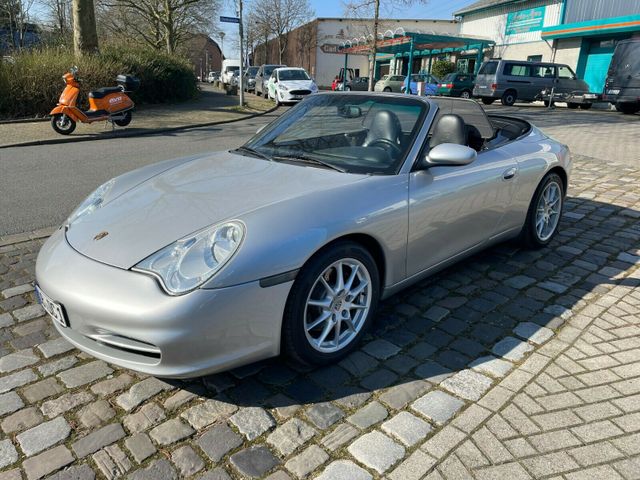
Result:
[401, 73, 440, 95]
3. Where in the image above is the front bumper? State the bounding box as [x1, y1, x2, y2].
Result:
[35, 228, 292, 378]
[277, 89, 313, 102]
[539, 91, 598, 104]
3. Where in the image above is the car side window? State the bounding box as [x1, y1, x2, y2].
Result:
[558, 66, 576, 79]
[458, 76, 468, 82]
[504, 63, 531, 77]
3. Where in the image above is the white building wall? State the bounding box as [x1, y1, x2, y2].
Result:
[314, 18, 457, 88]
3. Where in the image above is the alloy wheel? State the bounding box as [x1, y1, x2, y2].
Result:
[535, 181, 562, 241]
[304, 258, 372, 353]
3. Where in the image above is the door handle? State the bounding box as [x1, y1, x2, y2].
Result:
[503, 167, 517, 180]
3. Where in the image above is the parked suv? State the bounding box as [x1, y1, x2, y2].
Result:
[255, 64, 286, 97]
[474, 60, 595, 107]
[603, 38, 640, 114]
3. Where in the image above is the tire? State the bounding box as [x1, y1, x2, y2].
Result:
[481, 98, 495, 105]
[282, 241, 380, 366]
[113, 111, 132, 127]
[344, 86, 351, 91]
[501, 90, 517, 106]
[579, 103, 592, 110]
[520, 172, 564, 249]
[544, 100, 554, 107]
[460, 90, 471, 99]
[50, 114, 76, 135]
[275, 93, 281, 106]
[616, 102, 640, 114]
[566, 102, 579, 109]
[383, 87, 391, 92]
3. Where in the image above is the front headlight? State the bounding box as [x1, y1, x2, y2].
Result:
[67, 179, 115, 226]
[133, 221, 245, 295]
[278, 83, 288, 91]
[311, 83, 318, 92]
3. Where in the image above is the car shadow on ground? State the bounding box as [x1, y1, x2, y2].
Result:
[171, 195, 638, 413]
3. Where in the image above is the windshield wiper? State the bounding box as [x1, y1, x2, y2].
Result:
[272, 154, 347, 173]
[234, 146, 272, 161]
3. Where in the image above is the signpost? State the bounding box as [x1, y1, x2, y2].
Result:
[220, 10, 244, 107]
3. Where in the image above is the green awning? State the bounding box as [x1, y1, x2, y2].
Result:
[337, 32, 494, 57]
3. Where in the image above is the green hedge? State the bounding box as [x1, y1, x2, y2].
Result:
[0, 46, 198, 119]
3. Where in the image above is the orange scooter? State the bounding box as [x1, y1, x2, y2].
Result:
[50, 67, 139, 135]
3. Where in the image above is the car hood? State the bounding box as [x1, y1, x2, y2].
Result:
[66, 151, 366, 269]
[281, 80, 314, 90]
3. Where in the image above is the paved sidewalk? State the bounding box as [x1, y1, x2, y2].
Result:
[0, 113, 639, 479]
[0, 84, 273, 148]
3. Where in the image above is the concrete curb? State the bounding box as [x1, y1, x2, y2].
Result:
[0, 227, 57, 248]
[0, 117, 49, 125]
[0, 104, 280, 150]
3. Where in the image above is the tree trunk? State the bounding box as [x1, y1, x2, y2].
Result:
[368, 0, 380, 91]
[277, 36, 283, 64]
[73, 0, 99, 57]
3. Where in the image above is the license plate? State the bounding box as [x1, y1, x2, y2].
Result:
[292, 95, 302, 100]
[607, 89, 620, 95]
[35, 284, 68, 328]
[584, 94, 597, 99]
[478, 85, 487, 89]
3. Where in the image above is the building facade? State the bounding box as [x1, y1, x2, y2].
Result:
[253, 18, 457, 88]
[455, 0, 640, 93]
[185, 34, 224, 80]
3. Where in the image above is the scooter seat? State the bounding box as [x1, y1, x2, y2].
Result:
[89, 86, 123, 99]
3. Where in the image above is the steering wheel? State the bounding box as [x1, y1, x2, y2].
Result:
[367, 138, 402, 157]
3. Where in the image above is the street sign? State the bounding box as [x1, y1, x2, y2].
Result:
[220, 16, 240, 24]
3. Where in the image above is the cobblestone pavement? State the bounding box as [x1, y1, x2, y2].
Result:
[1, 121, 640, 479]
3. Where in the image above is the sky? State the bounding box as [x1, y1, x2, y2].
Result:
[218, 0, 479, 58]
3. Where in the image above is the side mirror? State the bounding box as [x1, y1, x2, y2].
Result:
[423, 143, 477, 167]
[338, 105, 362, 118]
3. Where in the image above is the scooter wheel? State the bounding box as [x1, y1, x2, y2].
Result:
[114, 111, 132, 127]
[51, 114, 76, 135]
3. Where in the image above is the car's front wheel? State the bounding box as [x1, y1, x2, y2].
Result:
[520, 172, 564, 248]
[282, 241, 380, 366]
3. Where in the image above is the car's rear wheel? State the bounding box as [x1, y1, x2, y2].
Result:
[501, 90, 517, 106]
[282, 241, 380, 366]
[566, 102, 579, 109]
[460, 90, 471, 99]
[481, 98, 495, 105]
[383, 87, 391, 92]
[520, 172, 564, 249]
[579, 103, 592, 110]
[344, 86, 351, 91]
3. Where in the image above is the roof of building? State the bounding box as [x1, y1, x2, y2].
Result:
[454, 0, 519, 16]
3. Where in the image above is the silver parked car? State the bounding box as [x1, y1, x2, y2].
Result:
[35, 93, 571, 378]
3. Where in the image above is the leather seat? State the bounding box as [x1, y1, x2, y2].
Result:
[363, 110, 402, 147]
[89, 86, 123, 99]
[429, 114, 467, 149]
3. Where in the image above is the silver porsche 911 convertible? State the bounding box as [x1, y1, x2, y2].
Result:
[35, 93, 571, 378]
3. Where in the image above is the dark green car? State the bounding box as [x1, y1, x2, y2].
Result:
[436, 73, 475, 98]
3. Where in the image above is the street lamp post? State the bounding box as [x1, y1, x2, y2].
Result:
[238, 0, 245, 107]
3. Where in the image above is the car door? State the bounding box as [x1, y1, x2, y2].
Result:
[556, 65, 582, 95]
[407, 148, 518, 276]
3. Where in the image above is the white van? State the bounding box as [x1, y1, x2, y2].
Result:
[221, 59, 241, 85]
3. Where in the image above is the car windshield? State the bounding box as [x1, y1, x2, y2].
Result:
[443, 73, 457, 82]
[227, 66, 239, 72]
[246, 67, 259, 76]
[264, 65, 283, 76]
[278, 69, 310, 81]
[243, 94, 427, 175]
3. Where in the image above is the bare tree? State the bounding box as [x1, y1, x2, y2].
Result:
[73, 0, 99, 55]
[39, 0, 72, 35]
[343, 0, 428, 90]
[0, 0, 37, 49]
[252, 0, 312, 64]
[98, 0, 221, 54]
